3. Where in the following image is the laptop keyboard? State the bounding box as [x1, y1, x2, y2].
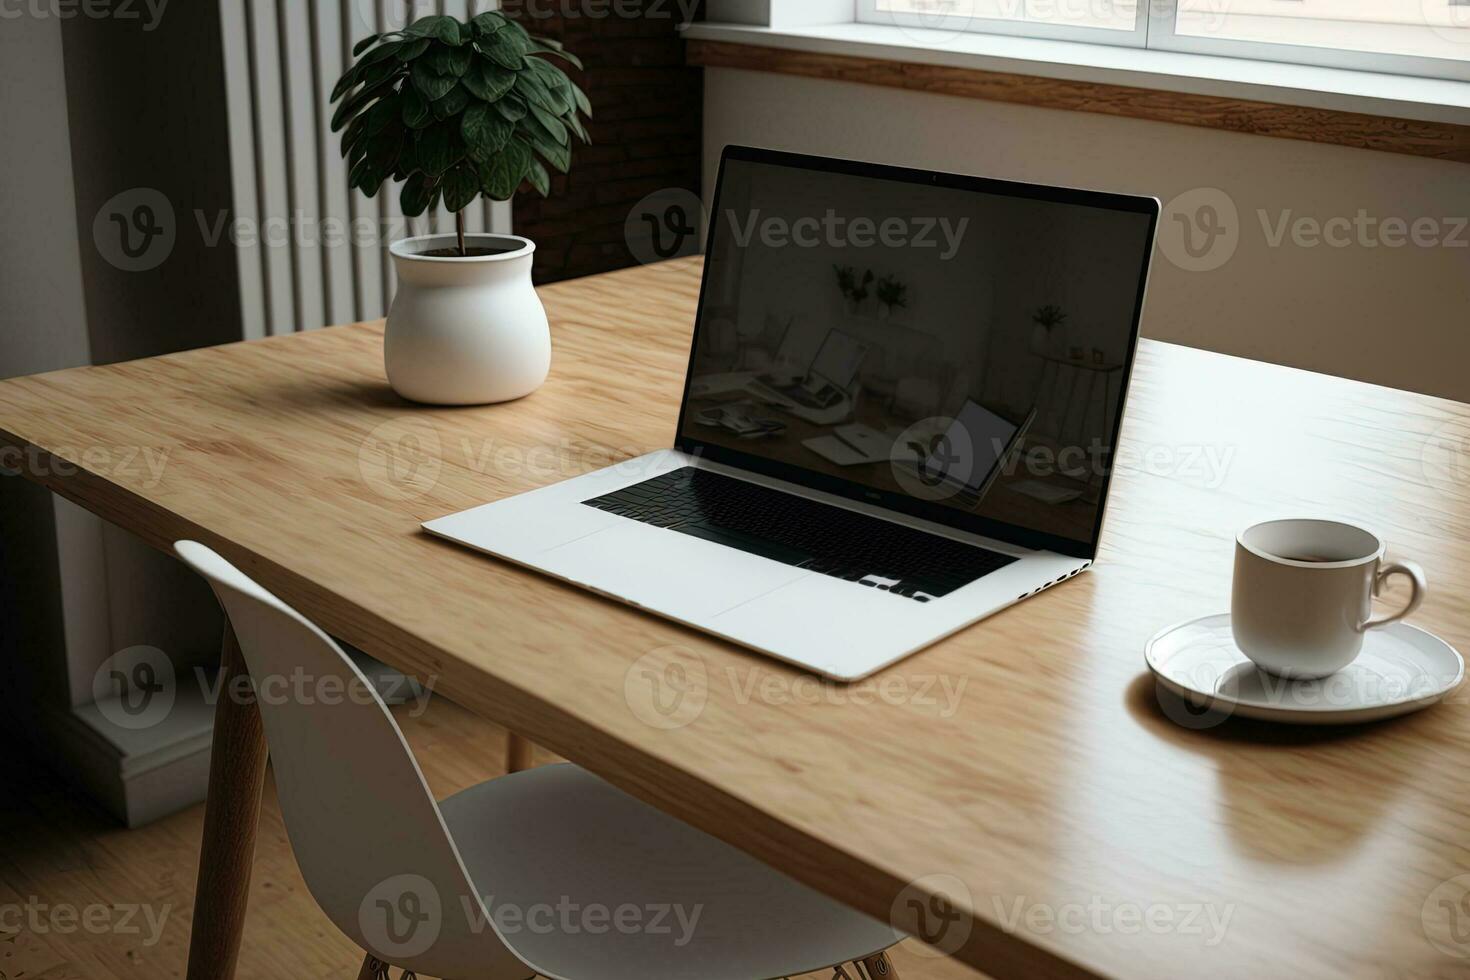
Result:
[582, 467, 1016, 601]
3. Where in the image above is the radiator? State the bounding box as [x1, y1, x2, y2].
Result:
[220, 0, 512, 338]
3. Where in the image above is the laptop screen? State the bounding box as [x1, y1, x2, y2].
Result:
[677, 147, 1159, 559]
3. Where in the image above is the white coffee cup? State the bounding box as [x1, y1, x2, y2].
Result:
[1232, 519, 1427, 679]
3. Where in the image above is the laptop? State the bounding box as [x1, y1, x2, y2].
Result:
[752, 329, 869, 410]
[915, 401, 1037, 511]
[425, 146, 1160, 681]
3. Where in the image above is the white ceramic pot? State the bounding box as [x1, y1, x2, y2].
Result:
[384, 234, 550, 405]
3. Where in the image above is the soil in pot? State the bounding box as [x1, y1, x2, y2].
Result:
[417, 246, 520, 258]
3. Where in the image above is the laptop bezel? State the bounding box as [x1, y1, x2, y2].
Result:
[673, 144, 1161, 561]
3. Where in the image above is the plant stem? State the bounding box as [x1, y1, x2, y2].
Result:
[456, 209, 466, 257]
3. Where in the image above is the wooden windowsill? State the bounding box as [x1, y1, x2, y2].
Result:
[685, 24, 1470, 165]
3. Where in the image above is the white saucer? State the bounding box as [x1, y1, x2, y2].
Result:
[1146, 614, 1465, 725]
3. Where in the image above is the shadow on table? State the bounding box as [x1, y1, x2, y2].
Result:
[1124, 671, 1433, 865]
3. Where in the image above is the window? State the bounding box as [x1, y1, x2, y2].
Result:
[860, 0, 1470, 80]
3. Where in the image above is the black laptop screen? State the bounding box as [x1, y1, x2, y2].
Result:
[676, 148, 1158, 559]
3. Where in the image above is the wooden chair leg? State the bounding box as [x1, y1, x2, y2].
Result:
[506, 732, 534, 773]
[185, 623, 268, 980]
[857, 951, 901, 978]
[356, 953, 388, 979]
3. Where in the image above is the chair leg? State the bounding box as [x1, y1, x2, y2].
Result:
[356, 953, 388, 980]
[856, 951, 901, 978]
[506, 732, 534, 773]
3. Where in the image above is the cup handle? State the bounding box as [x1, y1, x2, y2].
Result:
[1360, 559, 1428, 632]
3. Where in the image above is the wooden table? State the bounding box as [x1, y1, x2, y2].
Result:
[2, 256, 1469, 980]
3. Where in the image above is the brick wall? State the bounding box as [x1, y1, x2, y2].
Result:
[506, 1, 703, 284]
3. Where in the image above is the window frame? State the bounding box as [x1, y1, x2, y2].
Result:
[856, 0, 1150, 48]
[856, 0, 1470, 82]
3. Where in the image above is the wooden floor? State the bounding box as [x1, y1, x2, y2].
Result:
[0, 696, 987, 980]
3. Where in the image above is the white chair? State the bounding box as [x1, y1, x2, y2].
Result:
[175, 542, 902, 980]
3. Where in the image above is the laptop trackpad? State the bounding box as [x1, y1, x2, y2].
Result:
[536, 522, 809, 620]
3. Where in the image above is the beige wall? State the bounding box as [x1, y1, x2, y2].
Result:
[704, 67, 1470, 403]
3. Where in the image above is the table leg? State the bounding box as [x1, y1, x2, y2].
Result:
[185, 623, 268, 980]
[506, 732, 534, 773]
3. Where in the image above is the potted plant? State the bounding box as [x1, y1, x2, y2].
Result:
[1030, 304, 1068, 356]
[833, 265, 874, 315]
[331, 11, 592, 405]
[875, 274, 909, 320]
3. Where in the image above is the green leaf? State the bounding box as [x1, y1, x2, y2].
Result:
[360, 40, 403, 66]
[411, 60, 458, 101]
[441, 162, 480, 213]
[400, 173, 437, 217]
[400, 88, 432, 129]
[393, 136, 418, 179]
[478, 139, 531, 200]
[331, 78, 395, 133]
[469, 10, 506, 37]
[498, 17, 531, 42]
[461, 103, 513, 163]
[527, 104, 568, 146]
[351, 33, 381, 56]
[341, 113, 369, 158]
[416, 121, 464, 177]
[362, 96, 401, 136]
[533, 137, 570, 174]
[361, 124, 404, 191]
[480, 31, 526, 70]
[431, 84, 470, 120]
[526, 158, 550, 197]
[330, 62, 362, 102]
[495, 96, 527, 122]
[395, 37, 431, 62]
[405, 14, 461, 45]
[460, 62, 516, 102]
[528, 41, 582, 71]
[426, 43, 473, 77]
[516, 69, 569, 116]
[569, 79, 592, 118]
[565, 110, 590, 144]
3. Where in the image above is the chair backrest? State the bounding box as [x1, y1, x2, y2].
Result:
[175, 542, 525, 979]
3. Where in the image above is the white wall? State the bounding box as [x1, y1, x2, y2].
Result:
[704, 67, 1470, 403]
[0, 12, 101, 712]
